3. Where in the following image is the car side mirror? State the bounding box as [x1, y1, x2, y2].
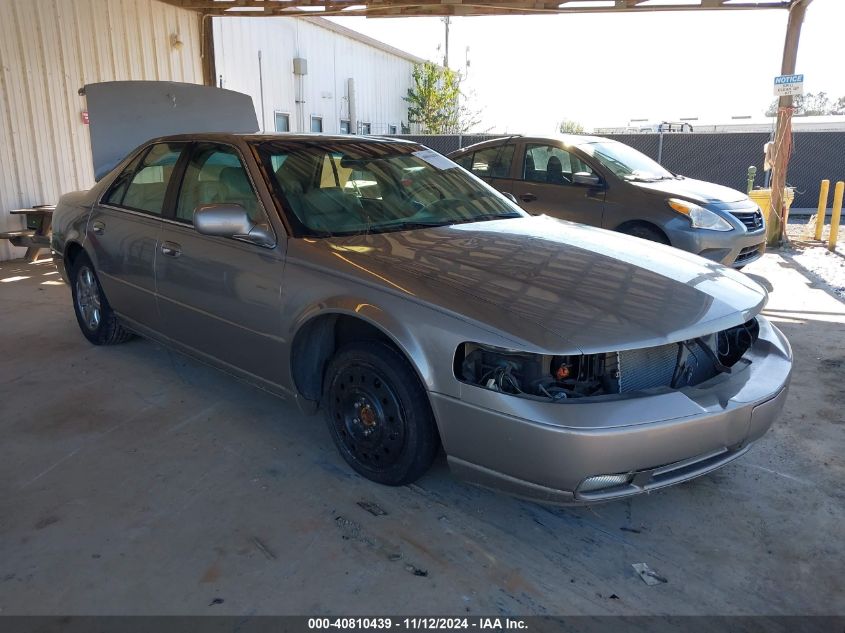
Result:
[502, 192, 519, 204]
[573, 172, 601, 187]
[193, 204, 275, 247]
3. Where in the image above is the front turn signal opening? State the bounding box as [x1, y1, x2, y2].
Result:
[668, 199, 691, 215]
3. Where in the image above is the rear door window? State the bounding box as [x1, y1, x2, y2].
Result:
[103, 142, 185, 215]
[470, 145, 514, 179]
[454, 153, 473, 170]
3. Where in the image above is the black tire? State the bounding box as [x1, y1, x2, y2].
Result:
[70, 253, 133, 346]
[322, 341, 439, 486]
[619, 223, 670, 245]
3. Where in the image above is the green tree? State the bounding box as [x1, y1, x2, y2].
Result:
[765, 91, 842, 117]
[559, 119, 586, 134]
[800, 91, 831, 115]
[404, 62, 481, 134]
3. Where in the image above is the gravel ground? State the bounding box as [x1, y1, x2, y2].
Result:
[776, 216, 845, 300]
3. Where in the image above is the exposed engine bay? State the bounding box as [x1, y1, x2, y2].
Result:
[457, 319, 760, 402]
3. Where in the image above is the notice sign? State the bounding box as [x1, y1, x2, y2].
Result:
[774, 74, 804, 97]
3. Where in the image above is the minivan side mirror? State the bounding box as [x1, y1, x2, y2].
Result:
[193, 203, 275, 247]
[573, 172, 601, 187]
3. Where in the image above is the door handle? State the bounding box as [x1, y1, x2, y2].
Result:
[519, 193, 537, 203]
[160, 241, 182, 258]
[91, 221, 105, 235]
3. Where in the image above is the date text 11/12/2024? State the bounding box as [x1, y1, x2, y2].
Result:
[307, 617, 529, 630]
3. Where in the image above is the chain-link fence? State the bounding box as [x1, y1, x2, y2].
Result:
[396, 132, 845, 209]
[605, 132, 845, 209]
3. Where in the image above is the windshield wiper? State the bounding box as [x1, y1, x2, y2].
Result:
[454, 213, 522, 224]
[378, 213, 521, 233]
[625, 174, 676, 183]
[624, 174, 659, 183]
[379, 219, 451, 232]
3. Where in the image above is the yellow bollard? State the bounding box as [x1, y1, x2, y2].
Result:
[829, 181, 844, 252]
[814, 179, 830, 241]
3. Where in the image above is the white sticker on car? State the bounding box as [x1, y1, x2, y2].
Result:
[412, 149, 458, 171]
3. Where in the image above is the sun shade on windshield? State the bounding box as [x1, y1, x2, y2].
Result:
[255, 140, 524, 237]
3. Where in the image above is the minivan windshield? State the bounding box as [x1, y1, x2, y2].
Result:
[578, 140, 675, 182]
[255, 140, 524, 237]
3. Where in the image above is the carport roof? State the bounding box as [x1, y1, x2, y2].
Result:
[159, 0, 798, 18]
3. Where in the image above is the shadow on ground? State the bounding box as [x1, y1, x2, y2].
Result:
[0, 256, 843, 616]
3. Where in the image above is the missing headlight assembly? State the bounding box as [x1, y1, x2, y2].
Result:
[456, 345, 609, 401]
[456, 319, 760, 402]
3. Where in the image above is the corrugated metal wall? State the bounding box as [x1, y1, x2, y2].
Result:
[213, 17, 416, 136]
[0, 0, 203, 261]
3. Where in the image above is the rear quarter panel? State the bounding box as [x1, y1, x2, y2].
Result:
[51, 189, 98, 280]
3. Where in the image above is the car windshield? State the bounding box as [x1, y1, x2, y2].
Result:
[255, 140, 524, 236]
[578, 141, 674, 182]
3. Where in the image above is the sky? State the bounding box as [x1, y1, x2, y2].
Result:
[328, 0, 845, 133]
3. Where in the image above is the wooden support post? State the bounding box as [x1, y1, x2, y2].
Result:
[200, 14, 216, 87]
[770, 0, 812, 245]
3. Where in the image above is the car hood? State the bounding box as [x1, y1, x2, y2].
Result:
[318, 215, 767, 354]
[82, 81, 259, 180]
[630, 177, 748, 205]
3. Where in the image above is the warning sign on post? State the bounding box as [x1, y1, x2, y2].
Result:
[773, 74, 804, 97]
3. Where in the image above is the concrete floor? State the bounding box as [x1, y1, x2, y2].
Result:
[0, 252, 843, 616]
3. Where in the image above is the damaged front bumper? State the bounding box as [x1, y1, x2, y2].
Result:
[431, 316, 792, 505]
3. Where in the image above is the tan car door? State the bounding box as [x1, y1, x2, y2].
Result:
[154, 141, 287, 386]
[512, 143, 606, 226]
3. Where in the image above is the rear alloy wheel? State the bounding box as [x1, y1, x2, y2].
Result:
[71, 254, 133, 345]
[322, 342, 439, 486]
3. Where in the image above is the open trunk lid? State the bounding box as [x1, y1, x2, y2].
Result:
[82, 81, 259, 180]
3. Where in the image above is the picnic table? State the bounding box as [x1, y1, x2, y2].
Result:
[1, 205, 55, 262]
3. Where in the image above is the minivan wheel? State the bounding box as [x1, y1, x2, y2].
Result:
[322, 341, 439, 486]
[70, 254, 133, 346]
[619, 224, 670, 245]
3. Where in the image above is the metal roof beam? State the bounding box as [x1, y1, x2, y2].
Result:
[156, 0, 793, 17]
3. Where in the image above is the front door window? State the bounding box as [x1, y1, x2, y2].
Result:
[523, 144, 594, 186]
[175, 144, 264, 225]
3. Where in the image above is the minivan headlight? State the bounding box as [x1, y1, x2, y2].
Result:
[668, 198, 733, 232]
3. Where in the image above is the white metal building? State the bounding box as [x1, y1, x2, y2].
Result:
[0, 2, 422, 261]
[213, 17, 422, 136]
[0, 0, 204, 261]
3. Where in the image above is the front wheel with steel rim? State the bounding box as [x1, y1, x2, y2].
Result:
[70, 253, 133, 346]
[322, 341, 439, 486]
